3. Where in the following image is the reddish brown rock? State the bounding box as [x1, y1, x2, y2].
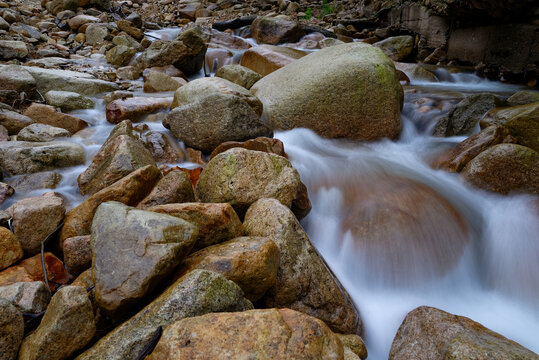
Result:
[240, 45, 306, 77]
[137, 170, 195, 210]
[63, 235, 91, 277]
[117, 20, 143, 40]
[0, 109, 34, 135]
[23, 103, 88, 134]
[105, 97, 173, 124]
[0, 227, 23, 271]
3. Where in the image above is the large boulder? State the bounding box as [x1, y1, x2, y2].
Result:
[18, 286, 95, 360]
[0, 227, 23, 270]
[389, 306, 539, 360]
[0, 141, 85, 176]
[75, 270, 252, 360]
[148, 308, 347, 360]
[0, 281, 51, 313]
[0, 299, 24, 360]
[461, 143, 539, 194]
[240, 45, 306, 76]
[91, 202, 198, 314]
[196, 148, 301, 215]
[244, 198, 361, 334]
[23, 103, 88, 134]
[177, 236, 280, 301]
[251, 16, 305, 45]
[137, 170, 194, 209]
[251, 42, 403, 140]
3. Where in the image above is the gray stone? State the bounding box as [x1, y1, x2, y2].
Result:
[215, 64, 262, 89]
[507, 91, 539, 106]
[18, 123, 71, 142]
[0, 40, 28, 60]
[0, 65, 36, 97]
[0, 298, 24, 360]
[85, 24, 109, 45]
[6, 171, 62, 192]
[106, 45, 136, 67]
[0, 109, 34, 135]
[44, 90, 95, 111]
[0, 281, 51, 313]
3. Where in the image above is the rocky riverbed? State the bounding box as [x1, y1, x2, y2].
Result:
[0, 0, 538, 359]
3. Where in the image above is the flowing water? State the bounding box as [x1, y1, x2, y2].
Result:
[4, 31, 538, 359]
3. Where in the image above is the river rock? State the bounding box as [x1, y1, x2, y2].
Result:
[209, 137, 287, 160]
[480, 102, 539, 152]
[433, 93, 504, 136]
[23, 103, 88, 134]
[17, 123, 71, 142]
[67, 14, 99, 30]
[244, 198, 361, 334]
[148, 308, 345, 360]
[44, 0, 78, 15]
[117, 19, 143, 40]
[143, 71, 187, 92]
[85, 23, 109, 45]
[338, 334, 368, 360]
[137, 170, 194, 210]
[106, 45, 137, 67]
[0, 125, 8, 141]
[507, 90, 539, 106]
[389, 306, 539, 360]
[0, 109, 34, 135]
[78, 134, 156, 196]
[0, 227, 23, 270]
[149, 202, 244, 250]
[75, 269, 252, 360]
[113, 34, 142, 51]
[395, 62, 438, 82]
[142, 131, 185, 163]
[63, 235, 91, 277]
[0, 182, 14, 204]
[0, 299, 23, 360]
[178, 236, 279, 301]
[6, 171, 62, 192]
[105, 96, 172, 124]
[18, 286, 95, 360]
[59, 165, 162, 245]
[215, 64, 262, 89]
[462, 143, 539, 194]
[103, 90, 133, 105]
[196, 148, 301, 215]
[7, 192, 65, 256]
[92, 201, 198, 314]
[251, 42, 403, 140]
[240, 45, 306, 76]
[0, 281, 50, 313]
[0, 40, 28, 60]
[44, 90, 95, 111]
[374, 35, 414, 61]
[0, 64, 36, 97]
[251, 16, 304, 44]
[0, 252, 72, 291]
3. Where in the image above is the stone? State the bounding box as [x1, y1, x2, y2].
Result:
[251, 42, 403, 140]
[462, 144, 539, 195]
[196, 148, 301, 215]
[76, 270, 252, 360]
[0, 40, 28, 60]
[0, 299, 23, 360]
[507, 91, 539, 106]
[44, 90, 95, 111]
[0, 182, 14, 205]
[143, 71, 187, 92]
[91, 202, 198, 314]
[149, 202, 244, 250]
[67, 14, 99, 31]
[85, 24, 109, 45]
[337, 334, 368, 360]
[106, 45, 136, 67]
[116, 66, 141, 80]
[0, 109, 34, 135]
[106, 96, 172, 124]
[148, 308, 345, 360]
[6, 171, 62, 192]
[0, 65, 36, 97]
[7, 192, 65, 256]
[389, 306, 539, 360]
[244, 198, 361, 334]
[178, 236, 279, 301]
[0, 125, 7, 141]
[215, 64, 262, 89]
[45, 0, 78, 14]
[63, 235, 91, 277]
[0, 227, 22, 270]
[103, 90, 133, 105]
[18, 123, 71, 142]
[0, 281, 50, 313]
[320, 38, 345, 48]
[117, 20, 143, 40]
[142, 131, 185, 163]
[209, 137, 287, 160]
[18, 286, 95, 360]
[480, 102, 539, 152]
[59, 165, 162, 245]
[240, 45, 306, 77]
[374, 35, 414, 61]
[433, 93, 504, 137]
[251, 16, 304, 45]
[78, 134, 156, 196]
[137, 170, 194, 210]
[395, 62, 438, 82]
[142, 66, 185, 81]
[0, 252, 72, 292]
[23, 103, 88, 134]
[0, 16, 8, 30]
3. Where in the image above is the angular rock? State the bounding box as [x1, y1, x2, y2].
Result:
[143, 71, 186, 93]
[17, 123, 71, 142]
[7, 192, 65, 256]
[63, 235, 91, 277]
[196, 148, 300, 215]
[0, 182, 14, 205]
[102, 90, 133, 105]
[137, 170, 194, 210]
[23, 103, 88, 134]
[149, 202, 244, 250]
[462, 143, 539, 194]
[113, 34, 142, 51]
[0, 227, 23, 270]
[85, 24, 109, 45]
[244, 198, 361, 334]
[178, 236, 279, 301]
[0, 40, 28, 60]
[59, 165, 162, 245]
[106, 45, 137, 67]
[251, 16, 304, 45]
[0, 64, 36, 97]
[44, 90, 94, 111]
[507, 91, 539, 106]
[117, 20, 143, 40]
[338, 334, 368, 360]
[148, 308, 344, 360]
[389, 306, 539, 360]
[142, 131, 185, 163]
[240, 44, 306, 76]
[251, 43, 403, 140]
[78, 134, 156, 196]
[209, 136, 287, 160]
[91, 202, 198, 313]
[106, 96, 172, 124]
[6, 171, 62, 192]
[215, 64, 262, 89]
[0, 281, 50, 313]
[0, 299, 24, 360]
[18, 286, 95, 360]
[374, 35, 414, 61]
[0, 109, 34, 135]
[75, 270, 252, 360]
